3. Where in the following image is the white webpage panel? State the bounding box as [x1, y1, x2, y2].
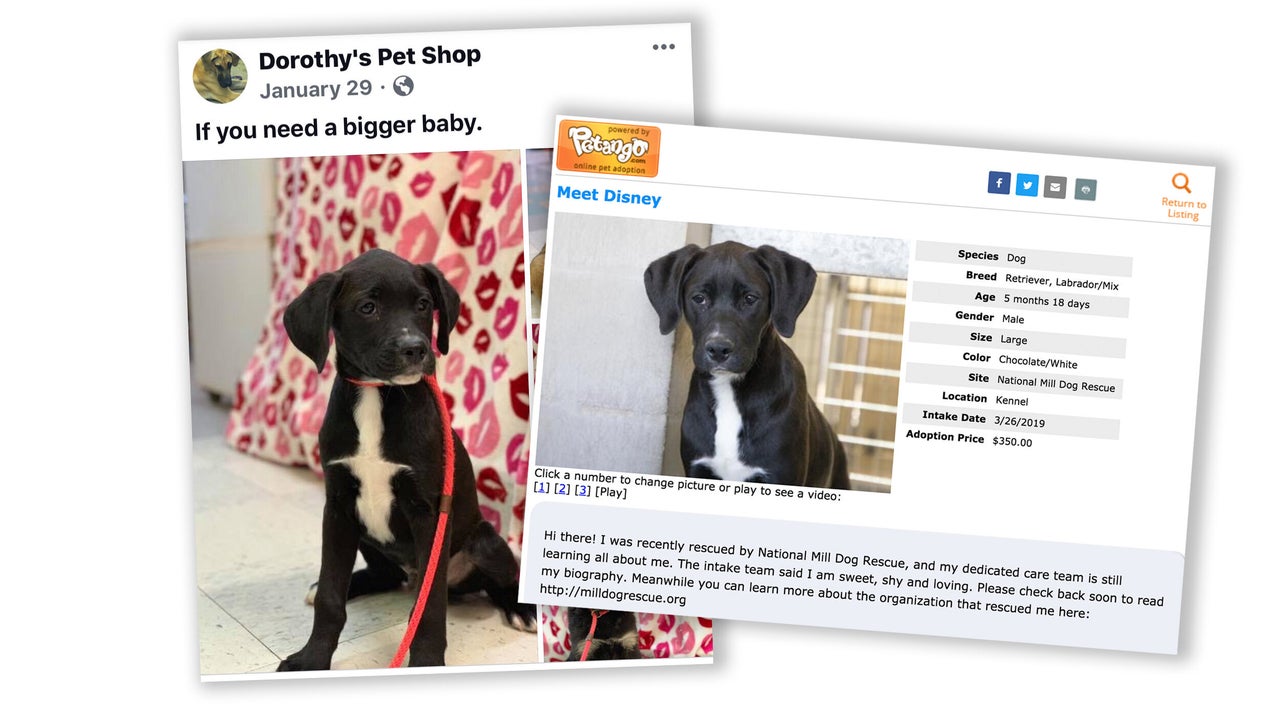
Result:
[520, 117, 1214, 654]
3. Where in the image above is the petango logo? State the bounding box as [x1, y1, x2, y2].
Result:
[555, 120, 661, 177]
[567, 126, 649, 162]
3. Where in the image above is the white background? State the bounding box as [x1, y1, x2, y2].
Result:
[5, 0, 1272, 715]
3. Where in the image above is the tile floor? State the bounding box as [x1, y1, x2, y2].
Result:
[191, 385, 538, 676]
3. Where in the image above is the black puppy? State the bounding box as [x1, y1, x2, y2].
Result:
[278, 248, 534, 670]
[644, 241, 848, 488]
[565, 608, 641, 661]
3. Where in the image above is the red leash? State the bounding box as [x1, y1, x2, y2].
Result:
[348, 375, 455, 669]
[579, 609, 609, 661]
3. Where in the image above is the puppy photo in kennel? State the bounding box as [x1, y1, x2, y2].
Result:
[533, 215, 908, 493]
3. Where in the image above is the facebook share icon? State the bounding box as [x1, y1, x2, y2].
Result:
[988, 171, 1011, 195]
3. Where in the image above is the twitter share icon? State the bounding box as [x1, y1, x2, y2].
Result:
[987, 171, 1011, 195]
[1015, 173, 1039, 197]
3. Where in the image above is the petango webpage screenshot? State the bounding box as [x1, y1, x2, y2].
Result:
[521, 117, 1214, 654]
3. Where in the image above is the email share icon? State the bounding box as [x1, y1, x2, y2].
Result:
[1044, 175, 1067, 199]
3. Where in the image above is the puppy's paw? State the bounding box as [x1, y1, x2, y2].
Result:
[276, 651, 329, 672]
[503, 602, 538, 634]
[407, 651, 446, 667]
[571, 635, 642, 662]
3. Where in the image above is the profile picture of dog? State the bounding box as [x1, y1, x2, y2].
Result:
[193, 48, 247, 104]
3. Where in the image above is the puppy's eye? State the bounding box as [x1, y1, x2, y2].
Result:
[691, 293, 707, 306]
[417, 298, 430, 312]
[743, 293, 759, 306]
[358, 301, 376, 315]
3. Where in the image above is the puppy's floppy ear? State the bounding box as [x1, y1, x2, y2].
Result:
[752, 244, 816, 338]
[643, 245, 703, 335]
[419, 263, 461, 355]
[284, 271, 343, 372]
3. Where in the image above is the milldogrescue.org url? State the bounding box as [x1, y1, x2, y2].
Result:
[539, 583, 688, 608]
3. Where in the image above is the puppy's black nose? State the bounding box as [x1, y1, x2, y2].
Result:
[397, 336, 429, 362]
[704, 339, 735, 364]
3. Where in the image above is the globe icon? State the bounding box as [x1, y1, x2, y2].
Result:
[393, 76, 414, 96]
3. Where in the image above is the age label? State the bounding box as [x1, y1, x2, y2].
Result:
[901, 241, 1132, 446]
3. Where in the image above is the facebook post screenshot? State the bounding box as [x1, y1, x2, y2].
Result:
[179, 27, 711, 680]
[521, 117, 1215, 654]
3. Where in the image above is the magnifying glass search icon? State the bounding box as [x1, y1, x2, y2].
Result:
[1172, 173, 1191, 193]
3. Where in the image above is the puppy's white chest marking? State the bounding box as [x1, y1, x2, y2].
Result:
[329, 386, 407, 544]
[692, 374, 768, 482]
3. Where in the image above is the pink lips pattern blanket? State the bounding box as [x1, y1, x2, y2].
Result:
[539, 606, 714, 661]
